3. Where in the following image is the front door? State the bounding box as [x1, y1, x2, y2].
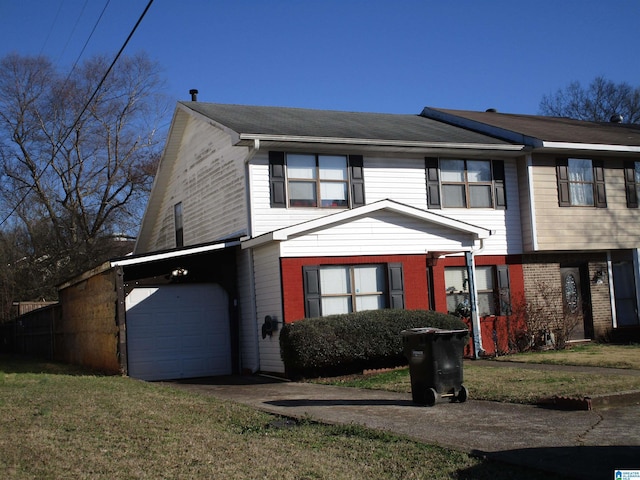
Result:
[560, 267, 586, 341]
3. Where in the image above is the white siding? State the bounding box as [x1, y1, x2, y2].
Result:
[279, 211, 475, 257]
[236, 248, 259, 372]
[252, 242, 285, 373]
[144, 117, 248, 251]
[249, 152, 522, 255]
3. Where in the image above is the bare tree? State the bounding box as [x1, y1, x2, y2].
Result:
[0, 52, 168, 311]
[539, 76, 640, 123]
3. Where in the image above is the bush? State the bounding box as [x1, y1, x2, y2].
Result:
[279, 309, 468, 379]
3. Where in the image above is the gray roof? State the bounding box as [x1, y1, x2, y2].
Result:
[423, 107, 640, 147]
[181, 102, 513, 146]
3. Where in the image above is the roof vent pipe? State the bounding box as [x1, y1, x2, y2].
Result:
[189, 89, 198, 101]
[610, 114, 623, 123]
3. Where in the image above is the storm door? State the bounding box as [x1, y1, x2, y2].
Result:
[560, 267, 587, 341]
[612, 261, 639, 327]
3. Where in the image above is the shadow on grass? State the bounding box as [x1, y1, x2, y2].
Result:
[461, 445, 640, 480]
[0, 353, 105, 376]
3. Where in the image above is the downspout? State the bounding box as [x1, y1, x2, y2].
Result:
[244, 138, 261, 373]
[607, 251, 618, 329]
[635, 249, 640, 325]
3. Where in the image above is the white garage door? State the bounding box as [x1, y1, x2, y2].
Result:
[125, 284, 231, 381]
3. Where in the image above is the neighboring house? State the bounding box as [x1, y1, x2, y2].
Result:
[422, 108, 640, 344]
[129, 102, 528, 379]
[39, 102, 640, 381]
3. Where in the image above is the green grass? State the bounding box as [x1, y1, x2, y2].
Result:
[314, 344, 640, 404]
[0, 355, 564, 480]
[495, 343, 640, 369]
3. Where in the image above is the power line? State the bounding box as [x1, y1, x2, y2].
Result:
[0, 0, 155, 229]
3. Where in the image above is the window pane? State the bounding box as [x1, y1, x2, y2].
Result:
[568, 159, 593, 182]
[469, 185, 492, 207]
[320, 266, 350, 294]
[440, 159, 465, 182]
[442, 185, 466, 207]
[569, 183, 594, 206]
[475, 266, 494, 291]
[289, 181, 316, 206]
[319, 155, 347, 180]
[445, 268, 467, 292]
[446, 292, 468, 314]
[353, 265, 384, 293]
[467, 160, 491, 182]
[477, 292, 496, 316]
[356, 295, 385, 312]
[287, 154, 316, 179]
[320, 182, 348, 207]
[322, 296, 352, 315]
[635, 162, 640, 183]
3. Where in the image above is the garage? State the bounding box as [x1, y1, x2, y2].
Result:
[125, 283, 232, 381]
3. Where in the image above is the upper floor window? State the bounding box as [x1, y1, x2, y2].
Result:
[624, 161, 640, 208]
[425, 157, 506, 209]
[269, 151, 365, 209]
[303, 263, 404, 317]
[556, 158, 606, 208]
[174, 202, 184, 247]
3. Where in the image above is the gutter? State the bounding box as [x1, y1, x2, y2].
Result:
[238, 133, 525, 151]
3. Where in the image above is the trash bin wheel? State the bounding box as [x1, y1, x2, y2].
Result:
[456, 385, 468, 403]
[425, 387, 438, 406]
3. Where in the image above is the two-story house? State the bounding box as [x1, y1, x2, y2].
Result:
[422, 108, 640, 345]
[127, 101, 528, 379]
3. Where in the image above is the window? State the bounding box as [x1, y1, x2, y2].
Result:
[269, 151, 365, 208]
[425, 158, 506, 209]
[444, 265, 511, 316]
[303, 263, 404, 317]
[174, 202, 183, 247]
[557, 158, 606, 207]
[624, 160, 640, 208]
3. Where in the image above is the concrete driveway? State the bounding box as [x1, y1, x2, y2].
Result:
[166, 373, 640, 480]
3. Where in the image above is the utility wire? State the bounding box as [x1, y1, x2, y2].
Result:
[63, 1, 111, 85]
[0, 0, 155, 228]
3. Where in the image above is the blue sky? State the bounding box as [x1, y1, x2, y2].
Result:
[1, 0, 639, 117]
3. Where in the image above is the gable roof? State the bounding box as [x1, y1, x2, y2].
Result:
[241, 199, 492, 249]
[181, 102, 523, 151]
[422, 107, 640, 153]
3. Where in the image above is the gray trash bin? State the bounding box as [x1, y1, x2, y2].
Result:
[401, 327, 468, 406]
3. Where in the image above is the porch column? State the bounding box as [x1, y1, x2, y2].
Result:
[465, 251, 483, 358]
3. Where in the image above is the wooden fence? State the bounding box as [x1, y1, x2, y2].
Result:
[0, 304, 61, 360]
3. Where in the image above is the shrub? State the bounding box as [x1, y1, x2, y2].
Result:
[279, 309, 468, 379]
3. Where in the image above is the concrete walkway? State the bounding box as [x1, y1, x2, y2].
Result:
[166, 363, 640, 480]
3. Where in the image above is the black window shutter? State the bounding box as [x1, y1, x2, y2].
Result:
[493, 160, 507, 209]
[425, 157, 441, 208]
[349, 155, 365, 208]
[387, 263, 405, 309]
[593, 160, 607, 208]
[303, 266, 322, 318]
[556, 158, 571, 207]
[269, 151, 286, 208]
[496, 265, 511, 316]
[624, 161, 638, 208]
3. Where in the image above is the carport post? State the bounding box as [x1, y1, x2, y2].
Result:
[465, 251, 483, 359]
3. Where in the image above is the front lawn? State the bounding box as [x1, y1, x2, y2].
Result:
[0, 355, 563, 480]
[314, 344, 640, 404]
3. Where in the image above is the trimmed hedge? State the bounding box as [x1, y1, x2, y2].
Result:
[279, 309, 468, 379]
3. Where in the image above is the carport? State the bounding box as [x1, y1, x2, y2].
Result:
[112, 240, 241, 381]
